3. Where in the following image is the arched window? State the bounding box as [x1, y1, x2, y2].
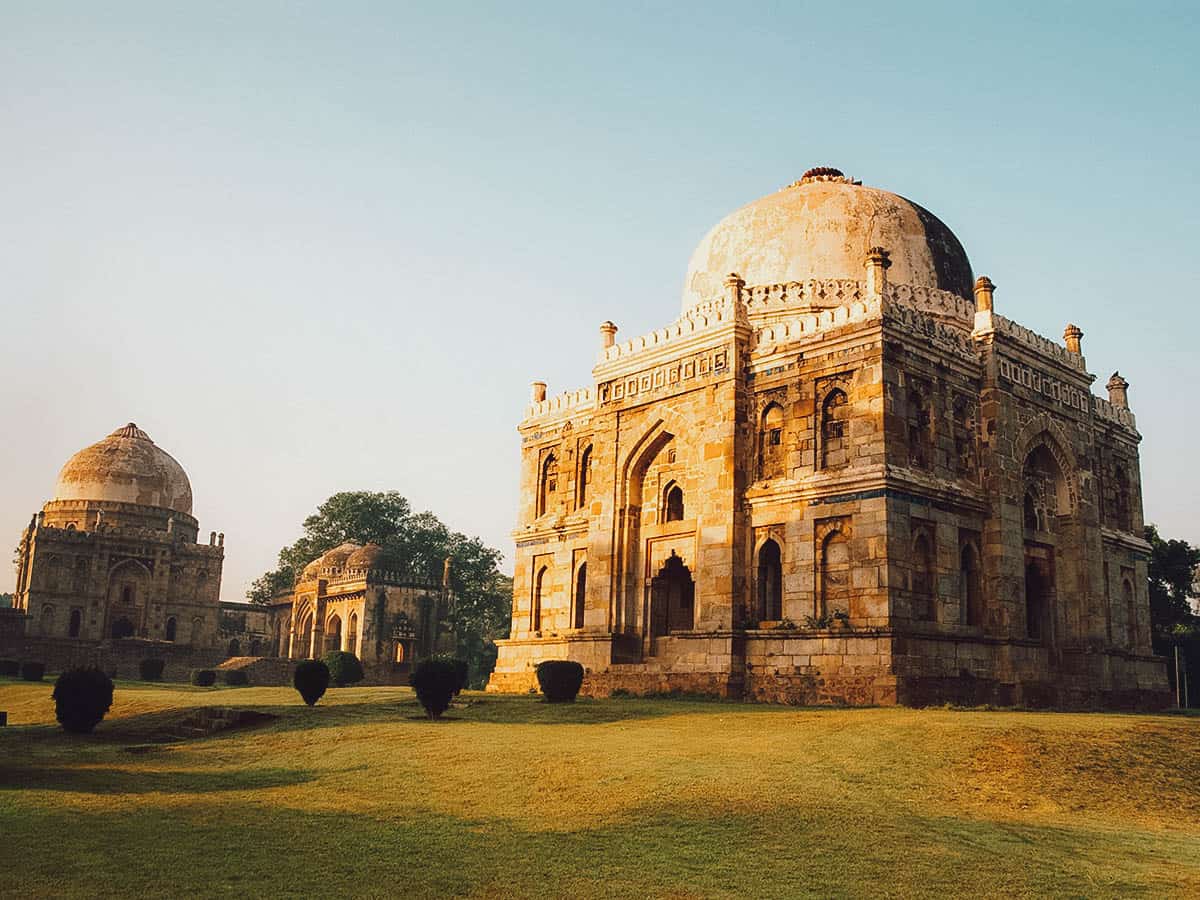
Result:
[906, 385, 932, 469]
[757, 539, 783, 621]
[41, 604, 56, 635]
[191, 617, 204, 645]
[122, 585, 134, 605]
[577, 445, 593, 508]
[68, 608, 82, 638]
[759, 403, 785, 479]
[250, 638, 262, 656]
[960, 544, 982, 627]
[348, 612, 359, 656]
[1123, 579, 1136, 649]
[164, 616, 177, 642]
[538, 453, 559, 517]
[664, 484, 685, 522]
[573, 562, 587, 630]
[820, 389, 850, 469]
[1023, 445, 1067, 533]
[817, 529, 849, 620]
[912, 531, 935, 621]
[532, 565, 547, 632]
[227, 638, 241, 657]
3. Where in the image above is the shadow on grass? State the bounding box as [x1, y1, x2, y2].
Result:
[0, 764, 315, 794]
[2, 794, 1196, 898]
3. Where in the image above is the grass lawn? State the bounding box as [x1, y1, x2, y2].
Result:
[1, 679, 1198, 898]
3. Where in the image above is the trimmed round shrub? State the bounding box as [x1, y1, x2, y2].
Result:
[410, 657, 458, 719]
[0, 659, 19, 677]
[20, 661, 45, 682]
[323, 651, 365, 687]
[428, 654, 469, 695]
[190, 668, 217, 687]
[138, 658, 166, 681]
[52, 667, 114, 734]
[222, 669, 249, 686]
[294, 660, 330, 706]
[535, 660, 585, 703]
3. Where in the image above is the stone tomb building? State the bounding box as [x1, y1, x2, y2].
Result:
[7, 424, 226, 671]
[488, 168, 1170, 708]
[260, 542, 452, 681]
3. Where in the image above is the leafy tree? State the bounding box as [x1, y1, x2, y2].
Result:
[249, 491, 511, 687]
[1146, 524, 1200, 704]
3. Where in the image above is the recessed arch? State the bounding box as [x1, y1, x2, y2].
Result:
[573, 561, 587, 630]
[663, 482, 685, 523]
[757, 538, 783, 621]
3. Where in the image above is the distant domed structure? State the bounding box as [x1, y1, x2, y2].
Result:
[12, 421, 225, 650]
[53, 423, 193, 515]
[681, 169, 973, 311]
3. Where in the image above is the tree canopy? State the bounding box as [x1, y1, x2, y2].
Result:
[1146, 524, 1199, 704]
[249, 491, 512, 687]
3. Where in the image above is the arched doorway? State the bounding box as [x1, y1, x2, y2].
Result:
[165, 616, 177, 642]
[68, 608, 82, 638]
[347, 612, 359, 657]
[227, 638, 241, 657]
[649, 553, 694, 652]
[325, 614, 342, 654]
[111, 617, 134, 639]
[296, 610, 314, 659]
[757, 540, 782, 622]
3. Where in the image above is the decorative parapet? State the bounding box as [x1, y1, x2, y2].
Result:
[750, 295, 882, 350]
[1094, 395, 1138, 431]
[889, 283, 975, 325]
[993, 315, 1088, 373]
[742, 278, 863, 315]
[599, 296, 743, 365]
[886, 302, 978, 361]
[523, 387, 595, 424]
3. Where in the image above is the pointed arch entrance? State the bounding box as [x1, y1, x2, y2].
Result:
[648, 553, 694, 654]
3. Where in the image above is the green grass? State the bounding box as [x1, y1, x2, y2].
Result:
[1, 678, 1198, 898]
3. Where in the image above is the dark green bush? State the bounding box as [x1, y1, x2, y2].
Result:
[535, 660, 585, 703]
[410, 657, 458, 719]
[190, 668, 216, 687]
[221, 669, 249, 686]
[323, 651, 365, 687]
[293, 660, 330, 706]
[20, 661, 45, 682]
[52, 667, 114, 734]
[0, 659, 19, 677]
[138, 658, 166, 681]
[428, 654, 469, 695]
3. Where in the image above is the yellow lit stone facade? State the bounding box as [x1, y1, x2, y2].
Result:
[488, 169, 1171, 708]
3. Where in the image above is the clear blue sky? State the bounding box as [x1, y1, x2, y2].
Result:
[2, 1, 1197, 599]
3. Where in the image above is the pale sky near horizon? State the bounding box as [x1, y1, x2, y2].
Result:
[2, 1, 1198, 601]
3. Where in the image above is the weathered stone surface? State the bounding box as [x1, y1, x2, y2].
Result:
[489, 170, 1171, 709]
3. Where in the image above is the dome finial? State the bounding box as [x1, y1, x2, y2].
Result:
[110, 423, 152, 441]
[788, 167, 857, 188]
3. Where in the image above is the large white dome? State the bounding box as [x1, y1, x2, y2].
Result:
[682, 168, 974, 311]
[52, 423, 193, 515]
